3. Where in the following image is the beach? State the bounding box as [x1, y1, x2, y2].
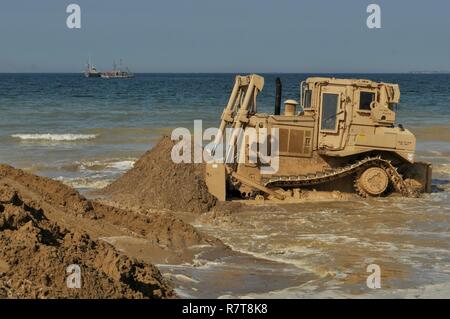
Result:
[1, 73, 449, 298]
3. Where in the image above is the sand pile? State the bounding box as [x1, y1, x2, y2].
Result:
[0, 164, 214, 254]
[0, 163, 226, 298]
[103, 137, 216, 213]
[0, 164, 95, 218]
[0, 182, 174, 299]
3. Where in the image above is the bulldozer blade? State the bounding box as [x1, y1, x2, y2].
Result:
[205, 163, 227, 201]
[401, 161, 432, 193]
[412, 161, 433, 193]
[231, 172, 285, 200]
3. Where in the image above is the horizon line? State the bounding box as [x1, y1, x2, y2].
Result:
[1, 71, 449, 75]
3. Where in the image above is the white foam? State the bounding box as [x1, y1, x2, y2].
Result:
[11, 133, 98, 141]
[106, 160, 135, 171]
[235, 280, 450, 299]
[434, 164, 450, 175]
[55, 176, 112, 189]
[171, 274, 200, 284]
[78, 159, 135, 172]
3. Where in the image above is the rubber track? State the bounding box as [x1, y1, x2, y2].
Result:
[262, 156, 419, 197]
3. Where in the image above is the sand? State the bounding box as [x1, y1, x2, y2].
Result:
[0, 179, 174, 298]
[103, 136, 216, 214]
[0, 163, 224, 298]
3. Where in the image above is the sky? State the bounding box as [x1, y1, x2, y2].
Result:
[0, 0, 449, 73]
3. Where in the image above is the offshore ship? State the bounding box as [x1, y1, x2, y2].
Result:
[84, 59, 101, 78]
[100, 62, 134, 78]
[84, 59, 134, 79]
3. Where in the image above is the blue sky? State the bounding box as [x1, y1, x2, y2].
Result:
[0, 0, 449, 73]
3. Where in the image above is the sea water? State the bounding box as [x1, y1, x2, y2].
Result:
[0, 73, 449, 189]
[1, 73, 449, 297]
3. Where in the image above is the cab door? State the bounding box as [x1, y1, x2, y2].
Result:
[317, 85, 346, 151]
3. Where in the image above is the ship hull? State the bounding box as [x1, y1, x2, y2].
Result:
[85, 73, 102, 78]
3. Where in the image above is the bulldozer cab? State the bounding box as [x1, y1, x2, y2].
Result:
[299, 77, 402, 157]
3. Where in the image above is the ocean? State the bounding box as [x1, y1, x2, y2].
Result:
[1, 73, 449, 191]
[1, 73, 449, 297]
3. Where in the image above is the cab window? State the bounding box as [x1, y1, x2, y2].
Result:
[321, 93, 339, 131]
[303, 89, 312, 109]
[359, 91, 375, 111]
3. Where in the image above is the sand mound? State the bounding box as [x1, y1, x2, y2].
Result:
[0, 163, 227, 298]
[0, 164, 94, 217]
[0, 182, 174, 299]
[0, 164, 215, 255]
[103, 137, 216, 213]
[92, 201, 217, 250]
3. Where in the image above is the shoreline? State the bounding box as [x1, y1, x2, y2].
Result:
[1, 126, 450, 298]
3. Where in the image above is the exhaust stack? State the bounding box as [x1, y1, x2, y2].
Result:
[274, 77, 282, 115]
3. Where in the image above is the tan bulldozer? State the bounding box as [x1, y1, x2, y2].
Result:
[205, 74, 432, 201]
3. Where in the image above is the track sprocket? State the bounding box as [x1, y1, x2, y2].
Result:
[354, 166, 390, 197]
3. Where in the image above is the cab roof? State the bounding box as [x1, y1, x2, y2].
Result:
[305, 77, 395, 88]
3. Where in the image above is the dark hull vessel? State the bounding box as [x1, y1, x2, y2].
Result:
[84, 59, 134, 79]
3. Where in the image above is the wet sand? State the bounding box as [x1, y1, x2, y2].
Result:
[175, 190, 450, 298]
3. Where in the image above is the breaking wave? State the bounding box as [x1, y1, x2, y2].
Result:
[78, 159, 135, 172]
[11, 133, 98, 141]
[54, 176, 112, 189]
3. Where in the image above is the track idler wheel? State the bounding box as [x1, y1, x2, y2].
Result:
[355, 166, 390, 197]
